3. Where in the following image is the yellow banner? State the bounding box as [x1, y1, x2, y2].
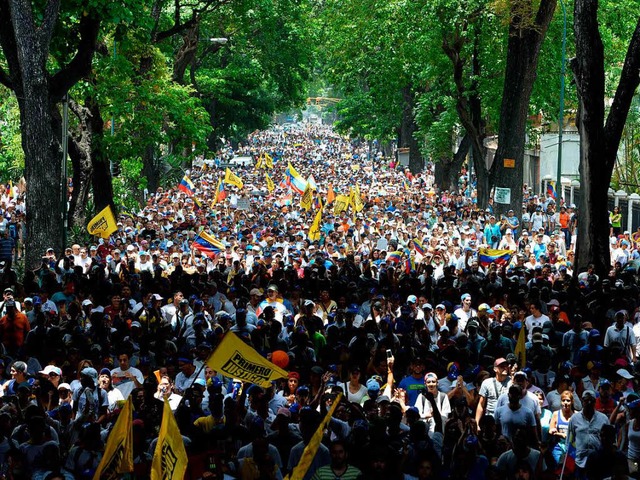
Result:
[353, 185, 364, 212]
[286, 393, 343, 480]
[87, 205, 118, 239]
[265, 173, 275, 193]
[514, 323, 526, 369]
[265, 152, 274, 169]
[207, 332, 288, 388]
[151, 399, 188, 480]
[300, 184, 313, 211]
[308, 200, 323, 241]
[333, 194, 350, 215]
[224, 168, 244, 189]
[92, 396, 133, 479]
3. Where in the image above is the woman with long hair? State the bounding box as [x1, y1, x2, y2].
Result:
[278, 371, 300, 406]
[619, 396, 640, 477]
[339, 366, 368, 404]
[548, 390, 575, 473]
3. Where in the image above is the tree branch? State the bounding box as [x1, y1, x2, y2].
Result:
[0, 0, 22, 94]
[156, 0, 232, 42]
[0, 66, 13, 89]
[40, 0, 60, 45]
[603, 17, 640, 164]
[534, 0, 558, 31]
[49, 14, 101, 102]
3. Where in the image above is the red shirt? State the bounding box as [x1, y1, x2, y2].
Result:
[0, 311, 31, 349]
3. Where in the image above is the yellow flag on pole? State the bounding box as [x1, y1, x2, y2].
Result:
[224, 168, 244, 189]
[207, 332, 288, 387]
[265, 152, 274, 169]
[353, 185, 364, 212]
[300, 183, 313, 211]
[87, 205, 118, 239]
[151, 399, 189, 480]
[308, 200, 323, 242]
[265, 173, 275, 193]
[92, 396, 133, 479]
[333, 194, 350, 215]
[285, 393, 343, 480]
[514, 323, 527, 369]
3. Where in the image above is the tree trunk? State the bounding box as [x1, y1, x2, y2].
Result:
[442, 22, 490, 206]
[143, 144, 161, 193]
[434, 133, 470, 192]
[490, 0, 557, 219]
[172, 21, 199, 84]
[63, 96, 113, 227]
[8, 1, 63, 269]
[399, 85, 424, 173]
[473, 143, 490, 208]
[86, 99, 114, 213]
[572, 1, 640, 278]
[1, 0, 100, 270]
[58, 102, 92, 229]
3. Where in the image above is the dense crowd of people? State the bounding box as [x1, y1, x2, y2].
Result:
[0, 123, 639, 479]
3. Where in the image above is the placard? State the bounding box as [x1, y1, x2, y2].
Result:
[236, 196, 250, 210]
[494, 187, 511, 205]
[503, 158, 515, 168]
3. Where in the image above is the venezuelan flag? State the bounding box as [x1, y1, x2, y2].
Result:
[386, 251, 403, 263]
[285, 162, 308, 195]
[307, 175, 318, 190]
[478, 248, 513, 267]
[413, 239, 425, 256]
[178, 175, 195, 196]
[215, 178, 226, 202]
[547, 181, 556, 199]
[193, 231, 225, 259]
[405, 257, 416, 274]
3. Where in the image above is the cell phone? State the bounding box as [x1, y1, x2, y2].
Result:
[386, 349, 393, 358]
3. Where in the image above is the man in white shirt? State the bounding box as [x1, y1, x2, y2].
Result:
[524, 301, 549, 342]
[161, 291, 184, 324]
[604, 310, 636, 362]
[110, 352, 144, 399]
[175, 357, 204, 394]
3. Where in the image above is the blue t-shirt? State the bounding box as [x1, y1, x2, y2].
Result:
[398, 375, 426, 406]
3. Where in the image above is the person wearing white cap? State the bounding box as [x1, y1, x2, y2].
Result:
[39, 365, 63, 388]
[136, 250, 154, 274]
[403, 295, 424, 322]
[498, 228, 517, 250]
[454, 293, 476, 333]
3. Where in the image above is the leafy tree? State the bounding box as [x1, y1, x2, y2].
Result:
[490, 0, 557, 217]
[0, 0, 105, 268]
[571, 0, 640, 277]
[0, 88, 23, 179]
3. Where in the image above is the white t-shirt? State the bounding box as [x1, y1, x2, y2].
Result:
[524, 313, 550, 341]
[110, 367, 144, 399]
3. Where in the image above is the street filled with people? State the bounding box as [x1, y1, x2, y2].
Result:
[1, 123, 640, 479]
